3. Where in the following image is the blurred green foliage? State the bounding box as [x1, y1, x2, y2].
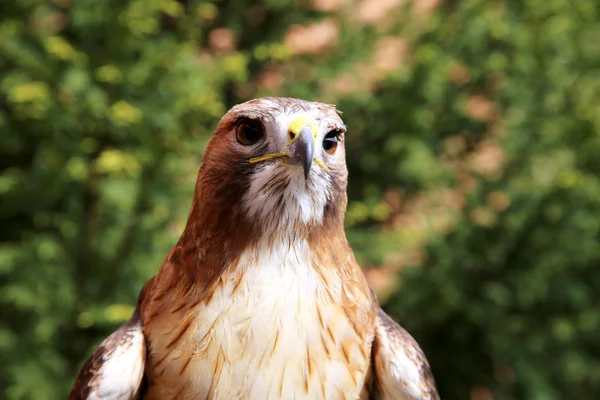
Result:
[1, 0, 600, 398]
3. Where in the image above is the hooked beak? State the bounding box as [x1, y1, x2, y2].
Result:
[288, 125, 314, 180]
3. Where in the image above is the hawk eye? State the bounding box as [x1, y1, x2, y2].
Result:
[322, 130, 340, 154]
[236, 120, 264, 146]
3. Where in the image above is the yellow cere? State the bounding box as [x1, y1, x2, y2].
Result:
[249, 117, 329, 172]
[288, 116, 319, 142]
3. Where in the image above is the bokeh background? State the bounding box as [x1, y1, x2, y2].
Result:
[2, 0, 600, 398]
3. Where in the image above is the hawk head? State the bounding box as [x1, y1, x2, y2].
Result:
[187, 97, 348, 240]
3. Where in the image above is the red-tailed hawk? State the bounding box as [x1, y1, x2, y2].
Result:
[70, 97, 439, 400]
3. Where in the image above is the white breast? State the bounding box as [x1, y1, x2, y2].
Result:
[146, 240, 372, 400]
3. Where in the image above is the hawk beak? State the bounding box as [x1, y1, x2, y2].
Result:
[288, 125, 314, 180]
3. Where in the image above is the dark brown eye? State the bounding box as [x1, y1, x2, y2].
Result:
[322, 130, 340, 154]
[236, 120, 264, 146]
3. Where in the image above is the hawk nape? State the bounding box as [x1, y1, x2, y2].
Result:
[70, 97, 439, 400]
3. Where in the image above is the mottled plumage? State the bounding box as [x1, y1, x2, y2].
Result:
[373, 309, 439, 399]
[70, 97, 439, 400]
[70, 291, 147, 400]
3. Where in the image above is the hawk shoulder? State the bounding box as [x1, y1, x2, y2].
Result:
[371, 307, 439, 400]
[69, 308, 145, 400]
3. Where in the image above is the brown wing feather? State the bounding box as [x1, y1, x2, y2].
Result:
[371, 308, 439, 400]
[69, 308, 145, 400]
[69, 279, 155, 400]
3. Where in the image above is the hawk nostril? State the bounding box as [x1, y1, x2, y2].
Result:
[289, 131, 297, 141]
